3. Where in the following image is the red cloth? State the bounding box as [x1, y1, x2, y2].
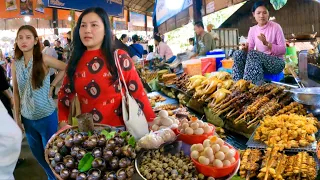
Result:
[58, 49, 155, 126]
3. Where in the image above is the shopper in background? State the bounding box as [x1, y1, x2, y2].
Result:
[43, 40, 59, 98]
[191, 21, 215, 58]
[5, 57, 12, 80]
[146, 45, 154, 61]
[12, 25, 67, 180]
[0, 101, 22, 180]
[154, 34, 175, 63]
[64, 31, 72, 64]
[187, 37, 196, 53]
[0, 64, 14, 118]
[54, 40, 64, 61]
[207, 24, 219, 41]
[129, 34, 144, 59]
[232, 1, 285, 85]
[58, 7, 155, 130]
[120, 34, 129, 44]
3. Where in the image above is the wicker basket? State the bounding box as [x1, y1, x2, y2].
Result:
[45, 124, 117, 180]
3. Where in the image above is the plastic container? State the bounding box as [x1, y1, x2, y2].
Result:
[264, 71, 284, 82]
[221, 59, 234, 69]
[191, 143, 240, 178]
[200, 57, 216, 75]
[206, 49, 226, 70]
[182, 59, 202, 75]
[177, 124, 215, 145]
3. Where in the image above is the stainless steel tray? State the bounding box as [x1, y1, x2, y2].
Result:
[135, 141, 240, 180]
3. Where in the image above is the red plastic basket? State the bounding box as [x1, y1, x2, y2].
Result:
[191, 144, 240, 178]
[177, 124, 215, 145]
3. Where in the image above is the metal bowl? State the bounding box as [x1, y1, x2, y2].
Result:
[135, 141, 240, 180]
[288, 87, 320, 106]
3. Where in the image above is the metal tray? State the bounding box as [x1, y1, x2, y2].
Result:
[135, 141, 240, 180]
[246, 127, 317, 152]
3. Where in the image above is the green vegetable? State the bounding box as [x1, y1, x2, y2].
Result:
[101, 130, 109, 138]
[101, 130, 116, 140]
[128, 136, 136, 147]
[120, 131, 129, 138]
[78, 153, 94, 172]
[88, 131, 92, 137]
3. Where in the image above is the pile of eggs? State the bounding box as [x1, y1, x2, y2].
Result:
[190, 136, 236, 168]
[151, 110, 179, 131]
[178, 118, 214, 135]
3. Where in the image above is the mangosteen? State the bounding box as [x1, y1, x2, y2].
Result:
[92, 147, 102, 158]
[76, 172, 87, 180]
[49, 146, 59, 158]
[60, 168, 70, 180]
[50, 160, 57, 168]
[63, 155, 75, 169]
[92, 157, 106, 170]
[59, 133, 67, 139]
[110, 157, 119, 170]
[54, 162, 66, 174]
[71, 146, 80, 158]
[113, 146, 122, 156]
[97, 135, 106, 147]
[85, 136, 98, 149]
[70, 169, 79, 179]
[126, 166, 135, 177]
[65, 135, 74, 148]
[103, 149, 113, 161]
[68, 129, 78, 136]
[119, 158, 129, 168]
[122, 145, 136, 158]
[114, 136, 125, 145]
[59, 145, 71, 157]
[116, 168, 127, 180]
[77, 149, 87, 160]
[74, 133, 84, 145]
[105, 139, 116, 150]
[56, 138, 65, 148]
[54, 153, 63, 162]
[103, 172, 116, 180]
[87, 168, 101, 180]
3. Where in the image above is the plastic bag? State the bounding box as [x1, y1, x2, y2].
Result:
[270, 0, 287, 10]
[137, 128, 176, 149]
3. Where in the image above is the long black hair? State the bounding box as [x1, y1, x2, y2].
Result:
[67, 7, 117, 92]
[252, 1, 268, 13]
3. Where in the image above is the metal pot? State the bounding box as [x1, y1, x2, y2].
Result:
[285, 87, 320, 106]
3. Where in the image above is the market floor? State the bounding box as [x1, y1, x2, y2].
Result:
[14, 136, 48, 180]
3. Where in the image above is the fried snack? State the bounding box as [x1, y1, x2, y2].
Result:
[154, 104, 179, 112]
[283, 152, 316, 180]
[240, 149, 262, 178]
[276, 102, 307, 116]
[149, 95, 166, 102]
[254, 114, 318, 150]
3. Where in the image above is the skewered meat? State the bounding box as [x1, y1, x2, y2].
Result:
[213, 71, 232, 81]
[240, 149, 262, 178]
[206, 88, 231, 104]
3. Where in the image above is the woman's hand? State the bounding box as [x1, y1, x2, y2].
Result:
[258, 33, 268, 46]
[240, 43, 249, 52]
[49, 86, 54, 97]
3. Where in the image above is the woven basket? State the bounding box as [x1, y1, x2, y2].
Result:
[45, 124, 117, 180]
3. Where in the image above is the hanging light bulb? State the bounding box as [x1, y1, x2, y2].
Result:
[68, 16, 72, 21]
[24, 16, 31, 22]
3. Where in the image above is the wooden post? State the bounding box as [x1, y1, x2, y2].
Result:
[145, 14, 148, 35]
[192, 0, 203, 23]
[53, 8, 58, 35]
[70, 10, 75, 39]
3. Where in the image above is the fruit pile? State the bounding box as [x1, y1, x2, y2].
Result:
[46, 128, 137, 180]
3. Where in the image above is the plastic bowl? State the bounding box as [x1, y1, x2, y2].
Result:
[191, 144, 240, 178]
[177, 124, 215, 145]
[221, 59, 234, 69]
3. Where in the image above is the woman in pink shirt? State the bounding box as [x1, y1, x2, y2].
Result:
[232, 1, 286, 85]
[154, 35, 176, 63]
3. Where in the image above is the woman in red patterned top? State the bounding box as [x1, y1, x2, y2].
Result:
[58, 7, 155, 129]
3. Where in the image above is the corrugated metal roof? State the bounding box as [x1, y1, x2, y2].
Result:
[124, 0, 154, 16]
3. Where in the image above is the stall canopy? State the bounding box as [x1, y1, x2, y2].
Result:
[43, 0, 155, 17]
